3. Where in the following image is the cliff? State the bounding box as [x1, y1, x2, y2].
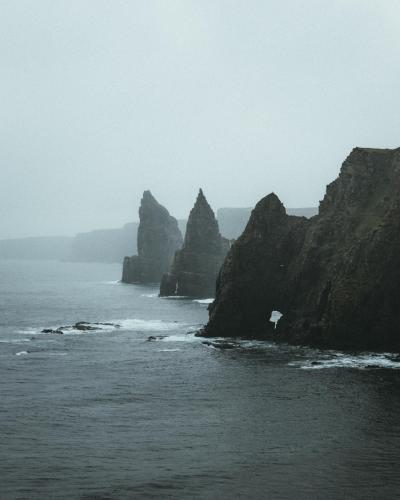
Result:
[68, 223, 138, 263]
[217, 206, 317, 239]
[122, 191, 183, 284]
[160, 189, 229, 298]
[0, 236, 73, 261]
[203, 147, 400, 352]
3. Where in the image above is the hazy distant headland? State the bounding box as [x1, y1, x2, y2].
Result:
[69, 223, 138, 263]
[0, 206, 316, 263]
[0, 236, 73, 261]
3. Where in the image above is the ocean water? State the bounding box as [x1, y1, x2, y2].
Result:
[1, 260, 400, 500]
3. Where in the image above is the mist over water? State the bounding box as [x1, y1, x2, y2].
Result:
[1, 260, 400, 499]
[1, 1, 400, 239]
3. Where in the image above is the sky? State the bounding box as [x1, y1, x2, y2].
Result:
[1, 0, 399, 238]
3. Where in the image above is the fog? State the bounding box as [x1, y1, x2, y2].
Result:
[1, 0, 399, 239]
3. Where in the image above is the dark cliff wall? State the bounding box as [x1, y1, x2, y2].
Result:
[217, 206, 317, 240]
[122, 191, 183, 284]
[204, 147, 400, 352]
[160, 189, 229, 298]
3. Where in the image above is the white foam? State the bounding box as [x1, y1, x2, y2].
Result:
[16, 327, 39, 335]
[193, 298, 213, 304]
[118, 319, 184, 332]
[289, 352, 400, 370]
[161, 333, 198, 343]
[16, 351, 28, 356]
[157, 348, 181, 352]
[141, 293, 158, 298]
[0, 338, 31, 344]
[18, 318, 189, 339]
[160, 295, 189, 300]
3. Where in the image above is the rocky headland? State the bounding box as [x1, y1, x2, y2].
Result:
[122, 191, 183, 284]
[202, 147, 400, 352]
[160, 189, 230, 298]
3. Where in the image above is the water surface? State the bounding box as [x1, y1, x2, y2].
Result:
[1, 260, 400, 499]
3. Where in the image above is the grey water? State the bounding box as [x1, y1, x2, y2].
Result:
[1, 260, 400, 500]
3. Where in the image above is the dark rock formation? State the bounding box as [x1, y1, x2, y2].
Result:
[202, 147, 400, 352]
[217, 206, 317, 239]
[160, 189, 230, 298]
[41, 322, 121, 334]
[122, 191, 183, 284]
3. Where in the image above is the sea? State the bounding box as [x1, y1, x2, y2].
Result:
[1, 260, 400, 499]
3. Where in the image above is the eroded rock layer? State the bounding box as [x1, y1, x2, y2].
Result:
[122, 191, 183, 284]
[203, 147, 400, 351]
[160, 189, 229, 298]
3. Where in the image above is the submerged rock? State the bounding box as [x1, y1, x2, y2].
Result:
[147, 335, 167, 342]
[41, 328, 64, 335]
[201, 340, 240, 350]
[122, 191, 183, 284]
[41, 321, 120, 334]
[159, 189, 230, 298]
[74, 322, 98, 331]
[202, 147, 400, 352]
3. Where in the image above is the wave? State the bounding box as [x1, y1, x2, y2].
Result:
[15, 350, 68, 357]
[118, 319, 186, 332]
[0, 338, 31, 344]
[193, 298, 213, 305]
[160, 333, 198, 342]
[160, 295, 189, 300]
[289, 352, 400, 370]
[157, 348, 181, 352]
[17, 318, 190, 337]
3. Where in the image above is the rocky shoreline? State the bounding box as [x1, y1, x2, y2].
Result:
[202, 147, 400, 352]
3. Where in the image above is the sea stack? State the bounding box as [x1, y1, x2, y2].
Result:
[122, 191, 183, 284]
[202, 147, 400, 352]
[160, 189, 229, 298]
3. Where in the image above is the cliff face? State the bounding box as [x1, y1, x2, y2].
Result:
[69, 223, 138, 263]
[160, 189, 229, 298]
[122, 191, 183, 284]
[217, 206, 317, 239]
[203, 147, 400, 351]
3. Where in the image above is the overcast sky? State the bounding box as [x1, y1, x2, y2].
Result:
[1, 0, 399, 238]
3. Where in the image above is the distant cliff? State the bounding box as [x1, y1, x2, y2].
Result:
[68, 223, 138, 263]
[217, 206, 317, 239]
[0, 236, 73, 261]
[203, 147, 400, 352]
[122, 191, 183, 284]
[160, 189, 229, 298]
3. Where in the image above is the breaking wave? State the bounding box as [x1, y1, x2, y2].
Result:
[16, 318, 191, 337]
[289, 352, 400, 370]
[193, 298, 213, 305]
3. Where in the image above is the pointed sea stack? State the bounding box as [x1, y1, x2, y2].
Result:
[160, 189, 230, 298]
[122, 191, 183, 284]
[203, 147, 400, 352]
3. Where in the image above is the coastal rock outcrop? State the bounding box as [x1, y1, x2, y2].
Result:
[122, 191, 183, 284]
[160, 189, 230, 298]
[202, 147, 400, 351]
